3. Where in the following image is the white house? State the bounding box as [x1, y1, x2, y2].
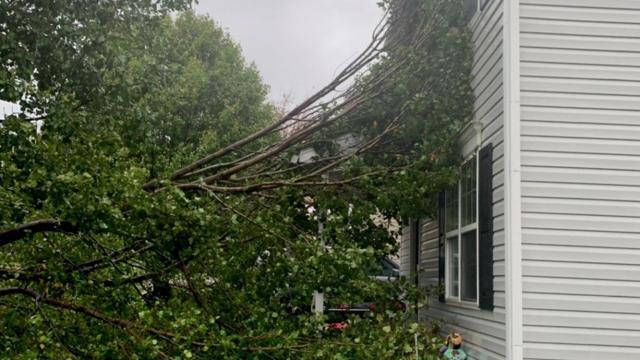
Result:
[400, 1, 640, 359]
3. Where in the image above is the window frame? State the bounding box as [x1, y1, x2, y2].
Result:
[444, 152, 480, 306]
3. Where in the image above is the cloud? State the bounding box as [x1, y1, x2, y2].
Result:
[194, 0, 383, 105]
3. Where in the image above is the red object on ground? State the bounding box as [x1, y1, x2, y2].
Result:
[328, 322, 348, 330]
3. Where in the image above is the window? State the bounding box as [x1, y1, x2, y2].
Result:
[438, 143, 494, 310]
[465, 0, 490, 19]
[445, 155, 479, 303]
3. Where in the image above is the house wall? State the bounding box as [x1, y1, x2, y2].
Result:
[519, 1, 640, 359]
[401, 1, 508, 358]
[0, 100, 20, 121]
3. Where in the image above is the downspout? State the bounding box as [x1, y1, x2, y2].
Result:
[503, 0, 523, 359]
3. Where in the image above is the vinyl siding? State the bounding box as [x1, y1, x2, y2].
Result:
[408, 1, 508, 358]
[519, 1, 640, 359]
[399, 226, 412, 276]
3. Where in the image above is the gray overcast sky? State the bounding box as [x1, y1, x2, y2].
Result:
[194, 0, 383, 105]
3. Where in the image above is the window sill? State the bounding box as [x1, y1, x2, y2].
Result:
[444, 299, 480, 311]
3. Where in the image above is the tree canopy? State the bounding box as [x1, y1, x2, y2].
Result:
[0, 0, 474, 358]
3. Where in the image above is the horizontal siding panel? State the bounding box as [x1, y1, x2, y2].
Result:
[525, 309, 640, 331]
[521, 106, 640, 126]
[522, 166, 640, 187]
[521, 18, 640, 38]
[493, 214, 504, 232]
[525, 326, 640, 348]
[493, 168, 504, 189]
[523, 182, 640, 202]
[522, 77, 640, 96]
[522, 121, 640, 141]
[523, 213, 640, 234]
[421, 248, 438, 263]
[522, 228, 640, 250]
[520, 0, 640, 10]
[522, 62, 640, 82]
[524, 343, 640, 360]
[482, 108, 503, 140]
[475, 76, 503, 119]
[494, 260, 505, 277]
[474, 57, 503, 106]
[523, 197, 640, 218]
[421, 237, 438, 251]
[493, 141, 505, 162]
[472, 40, 502, 93]
[521, 33, 640, 53]
[521, 47, 640, 68]
[521, 4, 640, 24]
[493, 244, 505, 262]
[522, 136, 640, 156]
[472, 15, 503, 74]
[493, 291, 505, 309]
[493, 155, 505, 176]
[523, 245, 640, 266]
[476, 76, 503, 119]
[522, 91, 640, 111]
[522, 151, 640, 171]
[493, 230, 504, 247]
[493, 202, 504, 218]
[493, 186, 504, 204]
[523, 260, 640, 281]
[524, 293, 640, 314]
[523, 244, 640, 266]
[421, 221, 438, 235]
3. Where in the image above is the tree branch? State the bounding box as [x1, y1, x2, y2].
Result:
[0, 220, 78, 247]
[0, 287, 179, 340]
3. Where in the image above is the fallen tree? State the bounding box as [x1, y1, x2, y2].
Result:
[0, 0, 473, 358]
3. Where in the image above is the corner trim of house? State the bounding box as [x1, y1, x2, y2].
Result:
[503, 0, 523, 359]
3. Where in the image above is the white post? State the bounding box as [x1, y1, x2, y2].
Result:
[318, 212, 325, 248]
[503, 0, 523, 359]
[311, 291, 324, 315]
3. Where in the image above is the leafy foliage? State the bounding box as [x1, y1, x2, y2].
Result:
[0, 0, 473, 358]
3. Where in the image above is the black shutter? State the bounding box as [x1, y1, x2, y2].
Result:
[437, 192, 446, 303]
[409, 219, 420, 283]
[478, 144, 494, 311]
